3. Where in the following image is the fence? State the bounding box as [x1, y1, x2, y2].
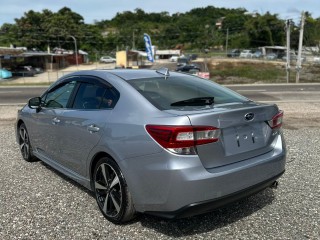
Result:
[2, 58, 320, 85]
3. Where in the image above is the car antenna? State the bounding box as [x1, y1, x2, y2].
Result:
[156, 67, 170, 80]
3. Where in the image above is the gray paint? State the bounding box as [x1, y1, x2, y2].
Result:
[16, 69, 286, 214]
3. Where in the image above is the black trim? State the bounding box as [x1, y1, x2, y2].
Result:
[145, 171, 285, 219]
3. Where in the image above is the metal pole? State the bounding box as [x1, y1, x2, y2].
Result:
[286, 20, 291, 83]
[132, 31, 135, 50]
[95, 51, 98, 69]
[225, 28, 229, 55]
[296, 11, 305, 83]
[70, 35, 78, 69]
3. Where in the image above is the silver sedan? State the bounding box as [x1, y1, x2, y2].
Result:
[16, 69, 286, 223]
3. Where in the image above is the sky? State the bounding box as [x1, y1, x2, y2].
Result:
[1, 0, 320, 25]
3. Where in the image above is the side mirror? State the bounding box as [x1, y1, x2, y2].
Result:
[28, 97, 42, 110]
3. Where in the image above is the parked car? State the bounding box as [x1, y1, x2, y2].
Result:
[176, 56, 190, 66]
[314, 56, 320, 63]
[100, 56, 116, 63]
[169, 55, 179, 62]
[227, 49, 240, 58]
[12, 66, 35, 77]
[176, 64, 200, 73]
[0, 68, 12, 79]
[266, 53, 278, 60]
[16, 69, 286, 223]
[188, 54, 198, 60]
[22, 65, 43, 74]
[240, 50, 253, 58]
[282, 54, 295, 62]
[282, 53, 306, 62]
[252, 50, 263, 58]
[29, 66, 44, 74]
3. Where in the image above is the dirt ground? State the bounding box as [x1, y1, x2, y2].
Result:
[277, 102, 320, 129]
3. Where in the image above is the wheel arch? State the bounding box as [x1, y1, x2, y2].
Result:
[89, 151, 117, 190]
[17, 119, 25, 128]
[16, 119, 25, 141]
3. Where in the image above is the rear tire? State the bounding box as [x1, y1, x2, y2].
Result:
[93, 157, 136, 223]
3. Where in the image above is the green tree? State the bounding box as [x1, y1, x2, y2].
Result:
[303, 12, 320, 47]
[3, 5, 314, 55]
[245, 12, 285, 47]
[0, 23, 19, 46]
[1, 7, 105, 54]
[14, 9, 51, 49]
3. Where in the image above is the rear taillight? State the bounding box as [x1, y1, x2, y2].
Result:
[146, 125, 220, 155]
[268, 110, 284, 129]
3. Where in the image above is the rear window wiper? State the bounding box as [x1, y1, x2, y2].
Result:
[171, 97, 214, 106]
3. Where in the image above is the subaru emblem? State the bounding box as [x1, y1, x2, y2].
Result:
[245, 113, 254, 121]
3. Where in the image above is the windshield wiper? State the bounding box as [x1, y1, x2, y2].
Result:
[171, 97, 214, 106]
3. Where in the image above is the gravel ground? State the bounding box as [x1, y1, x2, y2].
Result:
[0, 105, 319, 239]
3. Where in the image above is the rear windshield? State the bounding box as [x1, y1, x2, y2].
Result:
[128, 75, 247, 110]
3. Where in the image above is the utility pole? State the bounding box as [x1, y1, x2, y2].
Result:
[296, 11, 305, 83]
[285, 19, 292, 83]
[225, 28, 229, 55]
[132, 31, 135, 50]
[70, 35, 78, 69]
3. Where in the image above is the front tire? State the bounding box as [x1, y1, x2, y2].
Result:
[93, 157, 135, 223]
[18, 123, 36, 162]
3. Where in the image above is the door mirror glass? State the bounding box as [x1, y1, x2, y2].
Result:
[28, 97, 41, 109]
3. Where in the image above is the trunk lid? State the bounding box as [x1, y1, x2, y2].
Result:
[166, 102, 280, 169]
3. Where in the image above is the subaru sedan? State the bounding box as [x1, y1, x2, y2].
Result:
[16, 69, 286, 223]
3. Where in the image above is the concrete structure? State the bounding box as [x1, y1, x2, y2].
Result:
[0, 47, 25, 68]
[116, 50, 148, 68]
[260, 46, 287, 56]
[0, 46, 87, 71]
[155, 49, 181, 60]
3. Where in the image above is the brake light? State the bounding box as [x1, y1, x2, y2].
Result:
[146, 125, 220, 155]
[268, 110, 284, 129]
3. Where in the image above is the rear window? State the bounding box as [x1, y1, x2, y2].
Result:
[128, 75, 247, 110]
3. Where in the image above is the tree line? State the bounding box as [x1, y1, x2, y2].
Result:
[0, 6, 320, 55]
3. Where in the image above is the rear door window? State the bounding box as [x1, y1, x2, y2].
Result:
[72, 82, 119, 110]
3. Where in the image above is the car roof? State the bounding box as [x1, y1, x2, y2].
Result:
[65, 69, 183, 81]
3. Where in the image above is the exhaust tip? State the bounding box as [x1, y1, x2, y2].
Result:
[270, 181, 279, 189]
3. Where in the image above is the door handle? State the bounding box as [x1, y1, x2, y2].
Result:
[52, 117, 60, 125]
[87, 125, 100, 133]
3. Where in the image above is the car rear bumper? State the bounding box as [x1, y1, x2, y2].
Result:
[145, 170, 284, 219]
[122, 133, 286, 217]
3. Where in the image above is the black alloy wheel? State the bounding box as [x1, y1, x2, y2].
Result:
[93, 157, 135, 223]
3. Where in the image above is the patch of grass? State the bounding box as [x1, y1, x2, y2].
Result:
[210, 61, 287, 84]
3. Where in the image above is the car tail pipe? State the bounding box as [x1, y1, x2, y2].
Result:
[270, 181, 279, 189]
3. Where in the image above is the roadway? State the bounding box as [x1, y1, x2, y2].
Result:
[0, 83, 320, 105]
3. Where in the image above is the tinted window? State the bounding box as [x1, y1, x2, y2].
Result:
[72, 83, 119, 110]
[43, 81, 76, 108]
[128, 76, 247, 110]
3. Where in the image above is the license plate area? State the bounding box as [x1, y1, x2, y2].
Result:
[223, 123, 266, 156]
